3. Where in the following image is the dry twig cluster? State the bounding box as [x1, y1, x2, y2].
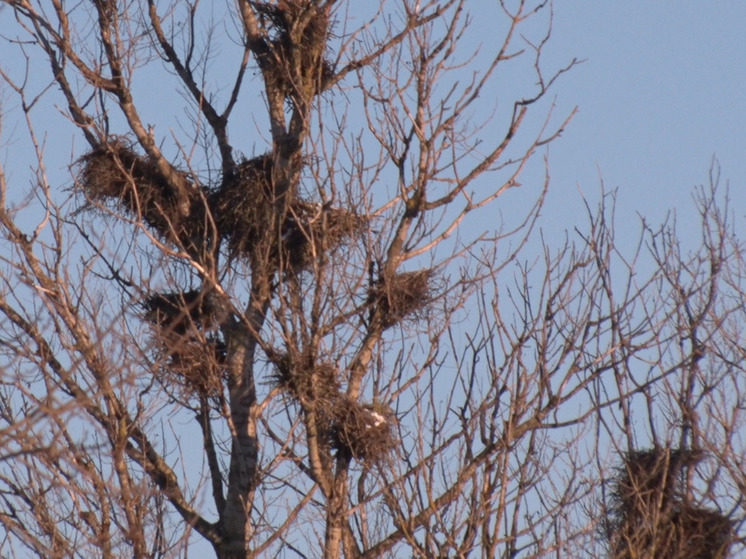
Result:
[77, 141, 208, 247]
[269, 350, 396, 463]
[604, 448, 733, 559]
[143, 290, 227, 395]
[369, 269, 433, 328]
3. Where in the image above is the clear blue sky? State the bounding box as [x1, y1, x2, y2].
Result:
[542, 3, 746, 234]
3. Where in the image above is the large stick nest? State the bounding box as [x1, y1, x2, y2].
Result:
[369, 269, 433, 328]
[210, 155, 366, 269]
[253, 0, 334, 99]
[153, 336, 227, 396]
[77, 141, 208, 246]
[604, 447, 733, 559]
[326, 399, 396, 462]
[143, 290, 227, 395]
[268, 350, 340, 405]
[143, 289, 225, 334]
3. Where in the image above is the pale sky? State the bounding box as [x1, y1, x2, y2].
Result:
[543, 4, 746, 234]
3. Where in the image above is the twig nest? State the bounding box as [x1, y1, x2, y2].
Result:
[268, 351, 340, 405]
[253, 0, 334, 99]
[328, 399, 396, 462]
[210, 155, 365, 269]
[279, 201, 366, 271]
[155, 337, 226, 395]
[77, 140, 207, 245]
[143, 290, 225, 334]
[143, 290, 228, 395]
[604, 447, 733, 559]
[612, 448, 702, 507]
[669, 505, 732, 558]
[369, 269, 433, 328]
[209, 155, 275, 256]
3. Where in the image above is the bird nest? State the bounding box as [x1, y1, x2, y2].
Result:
[143, 290, 226, 395]
[143, 289, 223, 334]
[279, 201, 366, 271]
[604, 447, 733, 559]
[77, 141, 207, 245]
[268, 350, 340, 405]
[153, 336, 227, 396]
[210, 155, 365, 269]
[369, 269, 433, 328]
[327, 399, 396, 462]
[252, 0, 334, 100]
[611, 448, 702, 508]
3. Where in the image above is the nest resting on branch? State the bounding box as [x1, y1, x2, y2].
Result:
[154, 337, 227, 396]
[143, 289, 224, 333]
[143, 290, 227, 395]
[326, 399, 396, 462]
[268, 350, 340, 405]
[253, 0, 334, 100]
[210, 155, 366, 269]
[369, 269, 433, 328]
[605, 447, 733, 559]
[77, 141, 208, 246]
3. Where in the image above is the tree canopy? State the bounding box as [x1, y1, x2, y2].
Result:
[0, 1, 743, 557]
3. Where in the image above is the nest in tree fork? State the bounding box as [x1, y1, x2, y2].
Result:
[327, 399, 396, 462]
[155, 336, 227, 396]
[209, 154, 276, 257]
[369, 269, 433, 328]
[143, 289, 223, 333]
[253, 0, 334, 100]
[268, 350, 340, 405]
[210, 155, 365, 268]
[606, 447, 733, 559]
[279, 201, 366, 271]
[143, 290, 226, 394]
[77, 141, 207, 245]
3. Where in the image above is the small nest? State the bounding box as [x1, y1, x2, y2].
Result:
[669, 505, 733, 559]
[328, 399, 396, 462]
[268, 351, 340, 405]
[279, 201, 366, 271]
[369, 269, 433, 328]
[77, 141, 207, 245]
[603, 447, 733, 559]
[612, 447, 702, 509]
[209, 154, 277, 257]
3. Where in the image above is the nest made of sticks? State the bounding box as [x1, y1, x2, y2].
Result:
[279, 201, 366, 271]
[608, 503, 733, 559]
[604, 447, 733, 559]
[143, 289, 224, 334]
[77, 141, 207, 244]
[143, 289, 228, 394]
[611, 448, 702, 510]
[209, 154, 275, 257]
[253, 0, 334, 99]
[328, 399, 396, 462]
[154, 336, 227, 395]
[369, 269, 433, 328]
[668, 505, 733, 559]
[210, 156, 365, 268]
[268, 350, 340, 405]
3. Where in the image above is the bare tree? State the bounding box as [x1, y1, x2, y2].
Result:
[0, 1, 743, 558]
